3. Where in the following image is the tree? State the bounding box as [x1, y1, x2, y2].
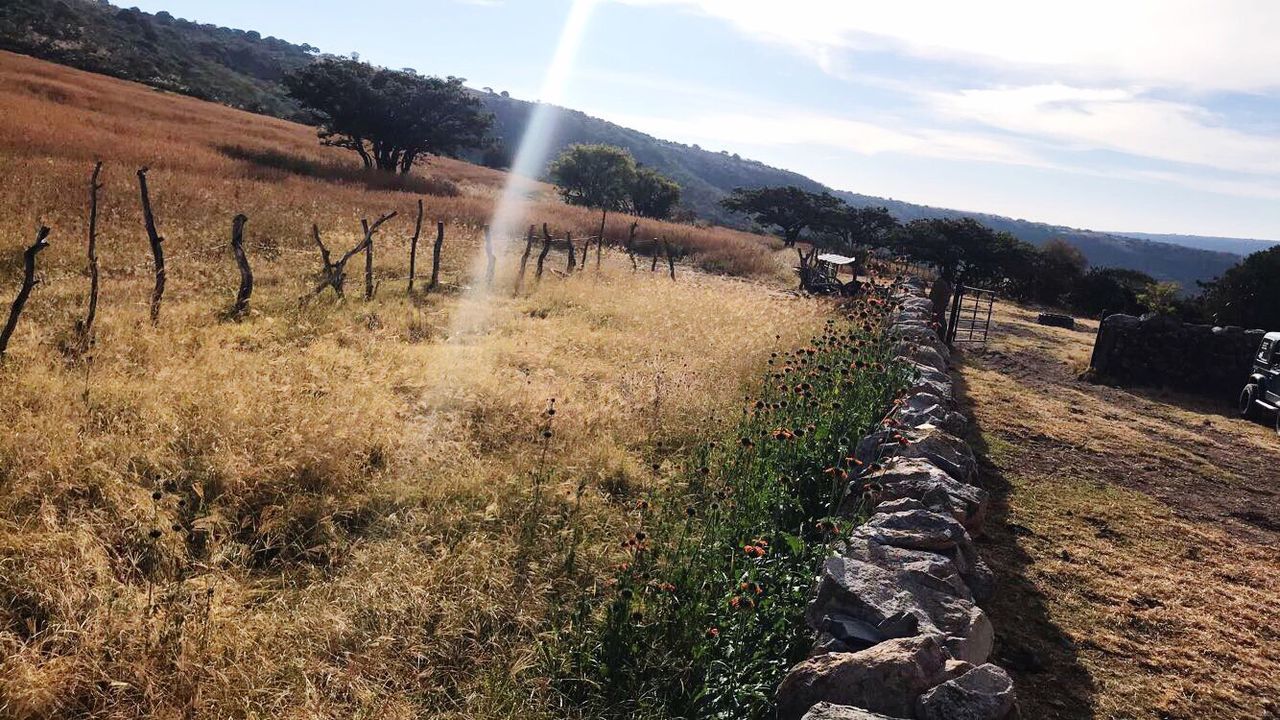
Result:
[816, 204, 899, 254]
[283, 57, 491, 175]
[1027, 238, 1088, 305]
[1138, 281, 1181, 316]
[720, 186, 842, 247]
[1066, 267, 1155, 317]
[1202, 245, 1280, 328]
[549, 145, 639, 263]
[630, 166, 681, 220]
[898, 217, 1017, 284]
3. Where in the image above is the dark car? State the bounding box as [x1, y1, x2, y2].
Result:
[1239, 331, 1280, 433]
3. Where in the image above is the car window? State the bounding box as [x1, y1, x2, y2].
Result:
[1260, 339, 1274, 363]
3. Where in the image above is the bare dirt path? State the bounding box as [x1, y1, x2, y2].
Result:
[954, 301, 1280, 720]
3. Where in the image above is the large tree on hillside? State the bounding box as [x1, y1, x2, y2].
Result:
[549, 144, 638, 256]
[720, 186, 842, 247]
[1202, 245, 1280, 328]
[817, 204, 899, 253]
[284, 57, 491, 174]
[899, 217, 1036, 286]
[630, 166, 682, 220]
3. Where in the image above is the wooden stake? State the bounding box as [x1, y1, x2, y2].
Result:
[77, 161, 103, 353]
[483, 225, 496, 287]
[137, 167, 165, 325]
[627, 221, 638, 272]
[428, 221, 445, 291]
[515, 224, 534, 293]
[0, 226, 51, 359]
[566, 231, 577, 272]
[408, 198, 423, 293]
[664, 238, 676, 281]
[230, 214, 252, 318]
[535, 223, 552, 282]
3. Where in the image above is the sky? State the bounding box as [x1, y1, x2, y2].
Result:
[126, 0, 1280, 240]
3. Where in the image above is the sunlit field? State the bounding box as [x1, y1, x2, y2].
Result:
[0, 51, 832, 718]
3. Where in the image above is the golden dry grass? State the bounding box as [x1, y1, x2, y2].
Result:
[0, 51, 830, 718]
[957, 301, 1280, 720]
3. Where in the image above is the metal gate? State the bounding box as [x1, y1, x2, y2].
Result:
[947, 285, 995, 345]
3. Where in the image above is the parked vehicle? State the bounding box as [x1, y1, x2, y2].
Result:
[1238, 331, 1280, 434]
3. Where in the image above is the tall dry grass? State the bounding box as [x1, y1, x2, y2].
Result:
[0, 51, 827, 718]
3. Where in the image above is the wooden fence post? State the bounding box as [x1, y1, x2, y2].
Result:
[0, 226, 51, 359]
[515, 224, 534, 293]
[429, 221, 444, 290]
[230, 214, 252, 317]
[566, 231, 576, 272]
[483, 225, 495, 287]
[408, 198, 423, 293]
[76, 161, 103, 353]
[137, 167, 165, 325]
[536, 223, 552, 282]
[627, 221, 638, 272]
[362, 218, 375, 300]
[663, 238, 676, 281]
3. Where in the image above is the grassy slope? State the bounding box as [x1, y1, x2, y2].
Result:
[0, 51, 828, 719]
[956, 302, 1280, 719]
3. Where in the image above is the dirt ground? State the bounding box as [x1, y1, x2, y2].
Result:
[954, 301, 1280, 720]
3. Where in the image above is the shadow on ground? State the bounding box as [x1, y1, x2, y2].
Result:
[216, 144, 461, 197]
[952, 355, 1098, 720]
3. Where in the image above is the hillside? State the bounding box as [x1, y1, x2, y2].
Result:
[1110, 230, 1280, 258]
[0, 0, 1247, 289]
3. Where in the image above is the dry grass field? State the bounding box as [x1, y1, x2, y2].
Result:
[956, 302, 1280, 720]
[0, 51, 831, 719]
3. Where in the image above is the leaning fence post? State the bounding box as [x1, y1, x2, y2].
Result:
[408, 198, 424, 293]
[0, 226, 51, 360]
[483, 225, 496, 287]
[536, 223, 552, 282]
[137, 167, 166, 326]
[362, 218, 375, 300]
[229, 214, 252, 318]
[429, 221, 444, 290]
[515, 224, 534, 293]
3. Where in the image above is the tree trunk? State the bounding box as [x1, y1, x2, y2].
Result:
[230, 214, 252, 317]
[429, 221, 444, 290]
[0, 226, 51, 359]
[137, 168, 165, 326]
[408, 199, 424, 292]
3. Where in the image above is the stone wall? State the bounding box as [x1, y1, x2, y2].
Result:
[1088, 313, 1264, 396]
[775, 278, 1017, 720]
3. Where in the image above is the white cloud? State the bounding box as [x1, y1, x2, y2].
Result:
[931, 83, 1280, 175]
[614, 0, 1280, 92]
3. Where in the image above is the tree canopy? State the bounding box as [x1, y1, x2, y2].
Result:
[548, 144, 638, 211]
[630, 166, 682, 220]
[816, 204, 899, 254]
[720, 186, 842, 247]
[283, 57, 491, 174]
[1202, 245, 1280, 328]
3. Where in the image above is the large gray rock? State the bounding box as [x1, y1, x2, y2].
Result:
[854, 509, 994, 603]
[889, 392, 967, 435]
[802, 702, 910, 720]
[807, 538, 994, 664]
[858, 426, 977, 484]
[777, 635, 949, 720]
[916, 663, 1017, 720]
[846, 458, 989, 533]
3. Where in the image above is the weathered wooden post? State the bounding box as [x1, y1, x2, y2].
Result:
[76, 161, 103, 354]
[362, 218, 375, 300]
[230, 214, 252, 317]
[651, 238, 660, 272]
[428, 221, 444, 290]
[483, 225, 496, 287]
[408, 198, 424, 293]
[514, 224, 535, 293]
[626, 221, 638, 272]
[535, 223, 552, 282]
[566, 231, 577, 272]
[137, 167, 165, 325]
[0, 226, 51, 359]
[663, 238, 676, 281]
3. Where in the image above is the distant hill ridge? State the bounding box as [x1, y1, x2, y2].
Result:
[0, 0, 1247, 288]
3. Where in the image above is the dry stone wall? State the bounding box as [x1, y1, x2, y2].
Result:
[776, 277, 1017, 720]
[1088, 313, 1264, 396]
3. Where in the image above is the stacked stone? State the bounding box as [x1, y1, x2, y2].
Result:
[777, 277, 1017, 720]
[1090, 313, 1264, 396]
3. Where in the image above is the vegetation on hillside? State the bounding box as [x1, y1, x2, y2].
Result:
[283, 57, 492, 175]
[0, 0, 1244, 290]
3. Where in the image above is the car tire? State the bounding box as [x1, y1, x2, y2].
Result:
[1239, 384, 1260, 419]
